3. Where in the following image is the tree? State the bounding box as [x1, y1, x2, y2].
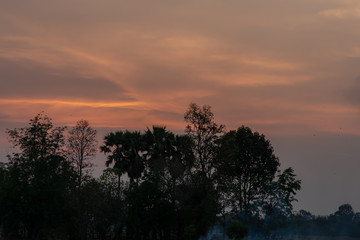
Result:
[122, 126, 197, 240]
[334, 204, 355, 218]
[66, 120, 97, 240]
[142, 126, 194, 188]
[184, 102, 224, 179]
[143, 126, 176, 174]
[261, 168, 301, 235]
[3, 113, 76, 239]
[100, 130, 145, 197]
[95, 169, 127, 239]
[7, 112, 66, 160]
[67, 119, 97, 190]
[263, 168, 301, 216]
[99, 168, 126, 199]
[183, 103, 224, 236]
[331, 203, 356, 236]
[215, 126, 281, 213]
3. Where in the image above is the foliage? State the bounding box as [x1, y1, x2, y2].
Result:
[1, 113, 76, 239]
[7, 112, 66, 160]
[100, 130, 145, 198]
[0, 106, 309, 240]
[184, 102, 225, 179]
[99, 168, 125, 199]
[183, 103, 225, 237]
[263, 168, 302, 217]
[215, 126, 282, 213]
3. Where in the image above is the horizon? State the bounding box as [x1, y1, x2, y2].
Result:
[1, 115, 359, 216]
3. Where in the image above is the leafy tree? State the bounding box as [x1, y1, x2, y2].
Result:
[184, 103, 224, 179]
[261, 169, 301, 235]
[7, 112, 66, 160]
[3, 113, 76, 239]
[215, 126, 280, 213]
[329, 203, 356, 236]
[184, 103, 224, 237]
[263, 168, 301, 217]
[335, 203, 355, 217]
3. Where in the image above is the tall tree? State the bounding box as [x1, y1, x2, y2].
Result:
[66, 120, 97, 240]
[100, 130, 145, 197]
[123, 126, 198, 240]
[184, 103, 224, 237]
[143, 126, 176, 174]
[184, 103, 225, 179]
[4, 113, 76, 239]
[7, 112, 66, 160]
[262, 167, 301, 217]
[143, 126, 194, 185]
[215, 126, 281, 213]
[67, 119, 97, 189]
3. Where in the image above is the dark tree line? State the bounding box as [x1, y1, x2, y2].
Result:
[0, 103, 306, 240]
[286, 204, 360, 238]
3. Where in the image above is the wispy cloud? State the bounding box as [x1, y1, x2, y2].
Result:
[320, 8, 360, 19]
[0, 0, 360, 136]
[0, 98, 141, 108]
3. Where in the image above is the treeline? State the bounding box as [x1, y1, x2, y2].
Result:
[208, 203, 360, 239]
[288, 204, 360, 237]
[0, 103, 304, 240]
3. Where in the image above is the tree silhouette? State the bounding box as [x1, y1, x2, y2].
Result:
[0, 106, 310, 240]
[215, 126, 280, 213]
[67, 119, 97, 190]
[3, 113, 76, 239]
[66, 119, 97, 240]
[101, 130, 145, 198]
[184, 102, 224, 179]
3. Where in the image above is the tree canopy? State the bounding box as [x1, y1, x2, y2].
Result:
[2, 113, 76, 239]
[0, 104, 328, 240]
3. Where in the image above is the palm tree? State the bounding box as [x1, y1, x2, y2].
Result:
[143, 126, 175, 173]
[101, 130, 145, 196]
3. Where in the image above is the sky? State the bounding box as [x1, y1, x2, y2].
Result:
[1, 0, 360, 215]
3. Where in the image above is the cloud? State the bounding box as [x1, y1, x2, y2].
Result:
[320, 8, 360, 19]
[0, 58, 132, 101]
[0, 0, 360, 136]
[345, 76, 360, 106]
[149, 110, 184, 123]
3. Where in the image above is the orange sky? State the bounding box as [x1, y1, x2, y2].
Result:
[1, 0, 360, 215]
